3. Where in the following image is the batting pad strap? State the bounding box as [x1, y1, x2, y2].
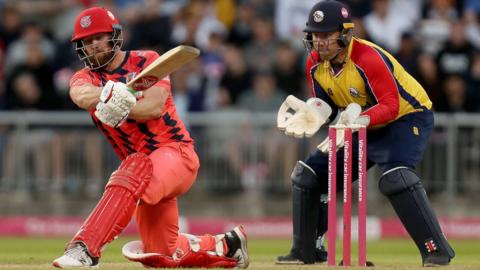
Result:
[181, 234, 201, 253]
[214, 234, 225, 256]
[107, 171, 149, 200]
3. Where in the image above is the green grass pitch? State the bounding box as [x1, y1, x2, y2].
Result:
[0, 237, 478, 269]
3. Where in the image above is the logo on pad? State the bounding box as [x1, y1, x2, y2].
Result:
[424, 239, 437, 253]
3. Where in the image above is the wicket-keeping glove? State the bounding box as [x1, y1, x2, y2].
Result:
[317, 103, 370, 153]
[277, 95, 332, 138]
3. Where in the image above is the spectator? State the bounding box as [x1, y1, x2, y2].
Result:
[246, 0, 275, 19]
[218, 44, 252, 107]
[436, 20, 476, 81]
[126, 0, 173, 52]
[418, 0, 459, 54]
[232, 68, 291, 193]
[464, 7, 480, 50]
[395, 32, 421, 75]
[342, 0, 372, 18]
[212, 0, 236, 30]
[471, 51, 480, 83]
[416, 53, 445, 111]
[363, 0, 413, 53]
[200, 23, 228, 111]
[0, 5, 22, 50]
[170, 2, 202, 46]
[390, 0, 422, 24]
[170, 58, 208, 113]
[244, 16, 278, 70]
[237, 68, 285, 112]
[351, 17, 371, 40]
[274, 0, 314, 46]
[0, 40, 4, 110]
[5, 40, 61, 110]
[436, 74, 479, 112]
[227, 1, 254, 47]
[273, 40, 304, 97]
[4, 20, 55, 76]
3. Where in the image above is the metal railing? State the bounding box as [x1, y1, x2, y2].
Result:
[0, 111, 479, 215]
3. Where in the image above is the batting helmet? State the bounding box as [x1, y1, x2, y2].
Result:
[72, 7, 121, 41]
[304, 0, 353, 33]
[71, 7, 123, 69]
[303, 1, 354, 49]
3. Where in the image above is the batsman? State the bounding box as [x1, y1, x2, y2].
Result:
[276, 0, 455, 267]
[52, 7, 249, 269]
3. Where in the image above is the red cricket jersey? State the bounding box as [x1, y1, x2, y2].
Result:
[70, 50, 193, 160]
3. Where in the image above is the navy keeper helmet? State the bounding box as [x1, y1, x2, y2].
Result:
[304, 0, 354, 34]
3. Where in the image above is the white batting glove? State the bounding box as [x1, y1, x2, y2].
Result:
[277, 95, 332, 138]
[95, 81, 137, 127]
[317, 103, 370, 153]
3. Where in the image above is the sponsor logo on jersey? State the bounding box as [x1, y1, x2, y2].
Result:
[413, 126, 419, 136]
[132, 75, 158, 91]
[349, 87, 360, 98]
[327, 88, 334, 96]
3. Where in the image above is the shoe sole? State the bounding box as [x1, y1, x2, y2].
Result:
[233, 226, 250, 269]
[275, 260, 325, 265]
[52, 261, 99, 269]
[423, 262, 449, 267]
[275, 260, 305, 265]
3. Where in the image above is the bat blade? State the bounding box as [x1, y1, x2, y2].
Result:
[127, 45, 200, 91]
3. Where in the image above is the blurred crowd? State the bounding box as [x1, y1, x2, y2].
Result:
[1, 0, 480, 114]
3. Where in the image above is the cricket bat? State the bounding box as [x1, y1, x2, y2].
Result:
[126, 45, 200, 91]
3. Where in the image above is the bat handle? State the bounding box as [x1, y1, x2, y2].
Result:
[128, 88, 142, 98]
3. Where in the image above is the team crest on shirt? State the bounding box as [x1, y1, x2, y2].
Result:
[80, 16, 91, 28]
[327, 88, 334, 96]
[349, 87, 360, 98]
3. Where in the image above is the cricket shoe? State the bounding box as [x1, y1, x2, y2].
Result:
[276, 246, 327, 264]
[52, 242, 99, 268]
[423, 253, 452, 267]
[224, 225, 250, 268]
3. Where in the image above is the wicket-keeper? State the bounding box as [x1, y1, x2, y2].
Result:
[276, 0, 455, 266]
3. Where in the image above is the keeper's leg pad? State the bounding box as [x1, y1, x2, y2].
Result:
[122, 233, 237, 268]
[70, 152, 153, 258]
[291, 161, 321, 264]
[317, 195, 328, 238]
[379, 167, 455, 261]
